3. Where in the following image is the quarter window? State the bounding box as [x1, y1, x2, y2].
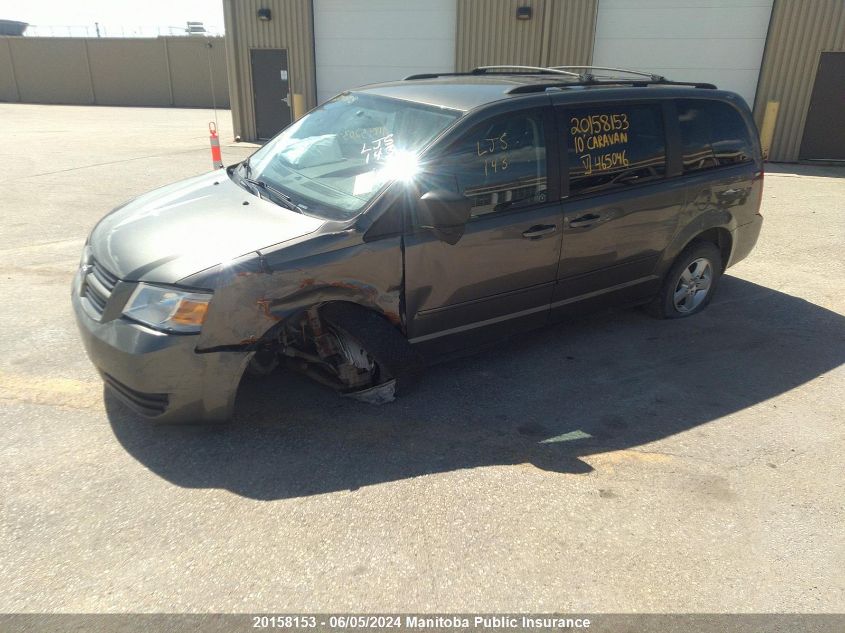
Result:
[677, 100, 754, 173]
[427, 111, 548, 218]
[566, 104, 666, 196]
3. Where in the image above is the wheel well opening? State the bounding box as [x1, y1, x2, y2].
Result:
[247, 299, 419, 393]
[248, 300, 400, 365]
[693, 228, 732, 270]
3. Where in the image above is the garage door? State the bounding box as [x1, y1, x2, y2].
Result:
[313, 0, 456, 104]
[592, 0, 774, 107]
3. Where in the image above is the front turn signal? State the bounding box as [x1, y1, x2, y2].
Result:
[171, 299, 210, 326]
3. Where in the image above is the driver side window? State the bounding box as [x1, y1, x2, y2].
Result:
[431, 111, 548, 218]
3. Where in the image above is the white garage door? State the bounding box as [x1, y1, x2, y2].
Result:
[313, 0, 456, 104]
[592, 0, 774, 107]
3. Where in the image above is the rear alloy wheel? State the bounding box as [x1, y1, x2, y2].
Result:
[673, 257, 714, 313]
[647, 241, 723, 319]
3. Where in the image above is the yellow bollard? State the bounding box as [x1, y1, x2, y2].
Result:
[759, 101, 779, 161]
[292, 93, 306, 121]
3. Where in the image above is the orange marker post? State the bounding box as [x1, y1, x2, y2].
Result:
[209, 122, 223, 169]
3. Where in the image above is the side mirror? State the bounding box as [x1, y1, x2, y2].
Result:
[417, 190, 472, 245]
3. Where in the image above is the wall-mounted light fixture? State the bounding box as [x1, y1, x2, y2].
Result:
[516, 6, 532, 20]
[257, 8, 272, 21]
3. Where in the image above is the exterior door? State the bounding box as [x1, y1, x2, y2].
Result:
[404, 106, 562, 344]
[250, 49, 291, 140]
[553, 101, 681, 317]
[800, 52, 845, 160]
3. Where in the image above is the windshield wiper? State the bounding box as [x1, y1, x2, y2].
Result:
[242, 177, 304, 214]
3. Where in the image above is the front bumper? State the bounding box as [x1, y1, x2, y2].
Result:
[72, 271, 251, 423]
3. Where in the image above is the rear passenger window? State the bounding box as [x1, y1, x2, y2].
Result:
[677, 100, 754, 173]
[566, 104, 666, 197]
[430, 111, 548, 218]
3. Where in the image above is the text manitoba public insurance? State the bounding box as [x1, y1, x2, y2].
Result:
[405, 616, 591, 629]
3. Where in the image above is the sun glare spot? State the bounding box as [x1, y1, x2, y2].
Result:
[380, 150, 420, 182]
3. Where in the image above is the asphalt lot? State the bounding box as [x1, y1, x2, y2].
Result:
[1, 103, 843, 613]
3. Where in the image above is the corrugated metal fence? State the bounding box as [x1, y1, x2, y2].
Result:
[0, 36, 229, 108]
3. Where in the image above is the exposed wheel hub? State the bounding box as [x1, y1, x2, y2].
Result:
[328, 327, 377, 390]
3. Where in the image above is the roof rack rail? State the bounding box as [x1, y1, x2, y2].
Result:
[549, 66, 665, 82]
[506, 79, 718, 94]
[403, 65, 718, 92]
[404, 66, 584, 81]
[473, 65, 583, 78]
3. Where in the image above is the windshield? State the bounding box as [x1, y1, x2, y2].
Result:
[243, 93, 461, 220]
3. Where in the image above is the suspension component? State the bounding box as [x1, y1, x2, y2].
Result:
[306, 305, 337, 359]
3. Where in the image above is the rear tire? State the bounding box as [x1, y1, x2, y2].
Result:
[320, 302, 424, 394]
[646, 241, 723, 319]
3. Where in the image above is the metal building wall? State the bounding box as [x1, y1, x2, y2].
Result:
[223, 0, 316, 141]
[753, 0, 845, 162]
[544, 0, 598, 67]
[456, 0, 597, 70]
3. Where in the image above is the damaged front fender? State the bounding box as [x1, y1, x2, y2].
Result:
[184, 229, 405, 355]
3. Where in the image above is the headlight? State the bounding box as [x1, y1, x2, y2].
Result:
[122, 284, 212, 333]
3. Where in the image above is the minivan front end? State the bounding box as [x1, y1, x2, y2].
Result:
[69, 164, 327, 423]
[72, 91, 462, 423]
[72, 250, 251, 423]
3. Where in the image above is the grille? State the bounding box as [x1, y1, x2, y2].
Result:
[103, 373, 170, 416]
[81, 258, 118, 319]
[83, 284, 107, 313]
[91, 258, 118, 290]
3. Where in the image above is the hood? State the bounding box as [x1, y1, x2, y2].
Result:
[89, 170, 324, 283]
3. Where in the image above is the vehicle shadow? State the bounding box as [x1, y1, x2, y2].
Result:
[106, 277, 845, 500]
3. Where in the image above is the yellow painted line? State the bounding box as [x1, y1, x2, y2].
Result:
[522, 446, 676, 474]
[0, 370, 103, 411]
[583, 449, 674, 473]
[590, 449, 674, 464]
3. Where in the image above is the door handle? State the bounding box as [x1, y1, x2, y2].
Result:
[522, 224, 557, 239]
[568, 213, 601, 228]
